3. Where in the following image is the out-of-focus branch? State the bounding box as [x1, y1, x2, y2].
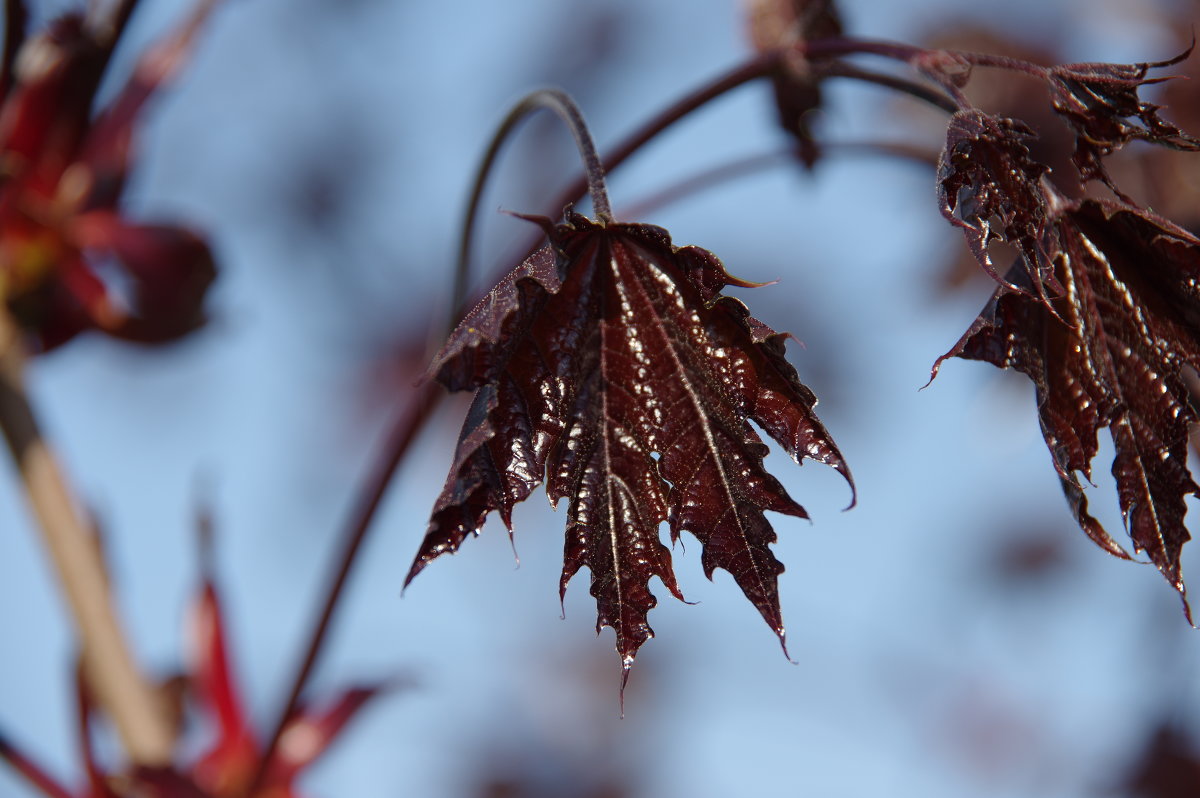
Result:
[0, 312, 174, 766]
[248, 382, 440, 796]
[0, 729, 74, 798]
[0, 0, 27, 101]
[617, 140, 937, 219]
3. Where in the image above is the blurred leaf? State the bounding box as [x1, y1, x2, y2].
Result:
[744, 0, 842, 166]
[0, 2, 218, 351]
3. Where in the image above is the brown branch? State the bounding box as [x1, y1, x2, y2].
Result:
[820, 61, 959, 114]
[247, 381, 440, 795]
[0, 730, 74, 798]
[0, 313, 173, 766]
[617, 139, 937, 219]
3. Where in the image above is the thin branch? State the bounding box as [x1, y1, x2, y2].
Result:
[617, 150, 799, 221]
[802, 35, 930, 62]
[820, 61, 959, 114]
[0, 313, 173, 766]
[822, 138, 940, 166]
[618, 139, 937, 220]
[248, 383, 440, 796]
[0, 731, 74, 798]
[956, 50, 1050, 77]
[801, 36, 1052, 103]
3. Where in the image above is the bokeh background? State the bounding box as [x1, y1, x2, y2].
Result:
[3, 0, 1200, 795]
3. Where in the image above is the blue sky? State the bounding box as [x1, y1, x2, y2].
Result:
[2, 0, 1197, 796]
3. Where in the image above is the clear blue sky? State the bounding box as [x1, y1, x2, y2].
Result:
[1, 0, 1196, 796]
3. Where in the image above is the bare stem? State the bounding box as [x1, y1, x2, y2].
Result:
[618, 139, 937, 219]
[0, 315, 173, 766]
[803, 36, 930, 62]
[820, 61, 959, 114]
[956, 50, 1050, 77]
[0, 731, 74, 798]
[491, 46, 963, 274]
[248, 383, 440, 796]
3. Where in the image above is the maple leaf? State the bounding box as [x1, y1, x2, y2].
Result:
[1045, 47, 1200, 191]
[183, 538, 389, 798]
[934, 163, 1200, 609]
[410, 210, 852, 674]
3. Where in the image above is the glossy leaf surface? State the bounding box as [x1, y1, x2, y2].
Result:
[411, 212, 852, 672]
[937, 109, 1060, 301]
[935, 189, 1200, 610]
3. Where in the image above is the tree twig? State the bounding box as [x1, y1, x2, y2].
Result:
[0, 729, 74, 798]
[247, 382, 440, 795]
[0, 313, 173, 766]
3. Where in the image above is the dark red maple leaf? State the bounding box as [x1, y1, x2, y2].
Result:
[409, 210, 852, 675]
[934, 113, 1200, 609]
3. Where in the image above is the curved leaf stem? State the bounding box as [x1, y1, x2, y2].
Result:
[454, 88, 611, 327]
[0, 313, 173, 766]
[541, 53, 780, 236]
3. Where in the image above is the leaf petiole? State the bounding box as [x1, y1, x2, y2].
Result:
[456, 88, 612, 331]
